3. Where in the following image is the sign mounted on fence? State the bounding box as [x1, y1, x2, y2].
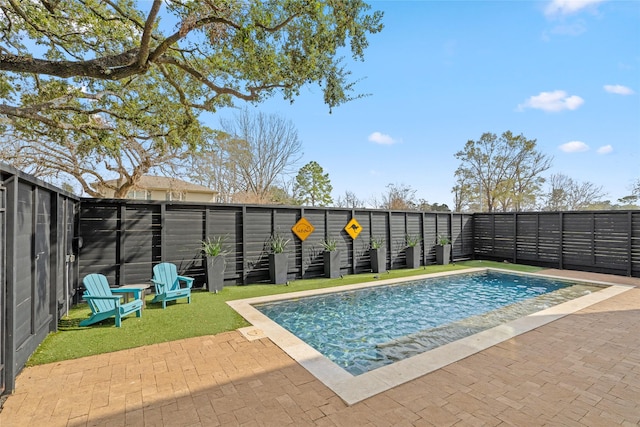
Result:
[292, 217, 315, 241]
[345, 218, 362, 240]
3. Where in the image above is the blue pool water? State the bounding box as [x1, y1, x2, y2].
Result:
[256, 271, 598, 375]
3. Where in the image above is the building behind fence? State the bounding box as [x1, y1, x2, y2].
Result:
[2, 162, 639, 396]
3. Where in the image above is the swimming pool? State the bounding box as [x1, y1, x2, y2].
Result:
[228, 268, 632, 404]
[255, 270, 600, 375]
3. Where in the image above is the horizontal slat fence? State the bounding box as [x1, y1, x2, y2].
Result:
[1, 163, 80, 395]
[79, 199, 474, 287]
[474, 211, 640, 277]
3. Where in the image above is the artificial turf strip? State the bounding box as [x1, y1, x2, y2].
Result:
[27, 261, 542, 366]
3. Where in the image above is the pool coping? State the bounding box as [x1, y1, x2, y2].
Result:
[227, 268, 634, 405]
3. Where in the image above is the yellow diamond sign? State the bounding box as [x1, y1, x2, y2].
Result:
[345, 218, 362, 240]
[292, 217, 315, 241]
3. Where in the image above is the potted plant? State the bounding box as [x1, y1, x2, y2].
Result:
[202, 236, 227, 293]
[435, 234, 451, 265]
[269, 233, 290, 284]
[370, 236, 386, 273]
[321, 236, 341, 279]
[405, 234, 421, 269]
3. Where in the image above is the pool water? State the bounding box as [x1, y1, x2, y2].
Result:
[256, 271, 601, 375]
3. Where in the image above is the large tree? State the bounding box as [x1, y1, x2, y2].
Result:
[0, 1, 382, 194]
[0, 1, 383, 124]
[453, 131, 552, 212]
[294, 161, 333, 206]
[0, 69, 205, 196]
[190, 109, 302, 203]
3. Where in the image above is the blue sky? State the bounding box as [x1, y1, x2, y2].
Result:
[212, 0, 640, 207]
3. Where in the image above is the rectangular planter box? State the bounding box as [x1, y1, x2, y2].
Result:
[435, 244, 451, 265]
[206, 255, 226, 293]
[406, 246, 421, 269]
[324, 250, 341, 279]
[269, 253, 288, 284]
[370, 248, 386, 273]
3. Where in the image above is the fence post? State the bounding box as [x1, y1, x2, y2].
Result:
[160, 203, 166, 263]
[559, 212, 564, 270]
[628, 211, 633, 277]
[118, 203, 125, 286]
[242, 205, 248, 285]
[513, 212, 518, 264]
[299, 207, 305, 279]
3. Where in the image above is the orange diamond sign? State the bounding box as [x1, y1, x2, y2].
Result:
[345, 218, 362, 240]
[292, 217, 315, 241]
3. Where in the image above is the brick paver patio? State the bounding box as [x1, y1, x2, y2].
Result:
[1, 270, 639, 426]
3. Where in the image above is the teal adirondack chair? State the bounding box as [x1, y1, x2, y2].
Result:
[150, 263, 194, 309]
[80, 274, 143, 327]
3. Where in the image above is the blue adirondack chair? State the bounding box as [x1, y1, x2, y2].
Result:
[80, 274, 143, 327]
[150, 263, 194, 309]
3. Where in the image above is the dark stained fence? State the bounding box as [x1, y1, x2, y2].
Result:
[0, 163, 79, 395]
[78, 199, 475, 287]
[474, 211, 640, 277]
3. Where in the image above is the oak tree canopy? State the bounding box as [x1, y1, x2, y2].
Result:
[0, 0, 382, 196]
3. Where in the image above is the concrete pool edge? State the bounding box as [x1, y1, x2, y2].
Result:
[227, 268, 635, 405]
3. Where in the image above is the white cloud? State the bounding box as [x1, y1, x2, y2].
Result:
[559, 141, 590, 153]
[545, 0, 606, 17]
[604, 84, 635, 95]
[517, 90, 585, 112]
[597, 144, 613, 154]
[368, 131, 398, 145]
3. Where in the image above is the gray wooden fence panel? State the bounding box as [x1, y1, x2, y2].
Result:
[633, 213, 640, 277]
[474, 211, 639, 277]
[407, 213, 424, 265]
[327, 210, 351, 274]
[1, 163, 80, 395]
[75, 200, 474, 287]
[390, 212, 407, 270]
[300, 209, 325, 278]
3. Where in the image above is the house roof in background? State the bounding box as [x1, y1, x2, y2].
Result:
[103, 175, 217, 194]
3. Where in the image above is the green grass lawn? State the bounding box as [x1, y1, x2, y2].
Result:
[27, 260, 542, 366]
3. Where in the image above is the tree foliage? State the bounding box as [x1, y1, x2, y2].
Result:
[381, 183, 416, 210]
[190, 109, 302, 203]
[335, 190, 366, 209]
[0, 1, 382, 195]
[542, 173, 607, 211]
[294, 161, 333, 206]
[453, 131, 552, 212]
[416, 200, 451, 212]
[0, 0, 383, 124]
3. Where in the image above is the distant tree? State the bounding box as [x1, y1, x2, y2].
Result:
[542, 174, 607, 211]
[214, 109, 303, 203]
[453, 131, 552, 212]
[417, 199, 451, 212]
[294, 161, 333, 207]
[381, 183, 416, 210]
[190, 131, 250, 203]
[618, 178, 640, 205]
[335, 190, 367, 209]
